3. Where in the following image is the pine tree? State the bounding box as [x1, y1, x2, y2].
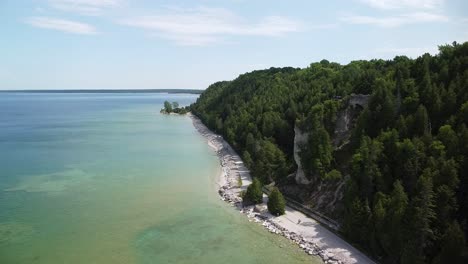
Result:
[433, 221, 467, 264]
[402, 169, 436, 264]
[381, 180, 408, 262]
[438, 125, 459, 157]
[267, 187, 286, 215]
[163, 100, 173, 113]
[242, 151, 253, 168]
[351, 136, 382, 201]
[413, 105, 430, 136]
[244, 178, 263, 205]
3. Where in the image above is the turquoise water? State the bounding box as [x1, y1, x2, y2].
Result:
[0, 93, 318, 264]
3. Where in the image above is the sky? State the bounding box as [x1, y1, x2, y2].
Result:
[0, 0, 467, 90]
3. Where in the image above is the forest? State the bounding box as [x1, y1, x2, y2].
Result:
[191, 41, 468, 263]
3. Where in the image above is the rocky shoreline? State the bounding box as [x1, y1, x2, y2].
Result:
[189, 113, 374, 264]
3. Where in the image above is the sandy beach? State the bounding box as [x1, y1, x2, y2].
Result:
[189, 113, 375, 264]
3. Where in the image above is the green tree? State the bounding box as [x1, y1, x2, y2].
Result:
[433, 221, 467, 264]
[351, 136, 382, 200]
[437, 125, 458, 157]
[164, 100, 173, 113]
[372, 192, 387, 255]
[413, 105, 430, 136]
[244, 178, 263, 205]
[402, 169, 436, 264]
[381, 180, 408, 262]
[242, 151, 253, 168]
[460, 101, 468, 125]
[325, 169, 342, 181]
[396, 139, 423, 195]
[344, 197, 372, 245]
[245, 133, 255, 153]
[267, 187, 286, 215]
[254, 140, 288, 182]
[367, 82, 396, 136]
[301, 125, 333, 178]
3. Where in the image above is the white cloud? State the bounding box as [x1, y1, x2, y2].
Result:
[342, 12, 448, 27]
[120, 7, 302, 46]
[359, 0, 444, 10]
[48, 0, 122, 16]
[26, 17, 97, 34]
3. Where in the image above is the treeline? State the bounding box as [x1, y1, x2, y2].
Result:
[191, 42, 468, 263]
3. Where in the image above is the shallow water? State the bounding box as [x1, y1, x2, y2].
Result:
[0, 93, 319, 264]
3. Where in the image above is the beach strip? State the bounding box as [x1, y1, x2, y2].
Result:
[189, 113, 375, 264]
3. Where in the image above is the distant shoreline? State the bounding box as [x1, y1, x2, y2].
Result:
[0, 89, 203, 94]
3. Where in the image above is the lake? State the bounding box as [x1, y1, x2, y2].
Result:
[0, 92, 316, 264]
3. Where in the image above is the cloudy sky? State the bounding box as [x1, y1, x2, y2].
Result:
[1, 0, 467, 90]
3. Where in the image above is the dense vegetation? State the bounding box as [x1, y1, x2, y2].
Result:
[192, 42, 468, 263]
[161, 101, 188, 114]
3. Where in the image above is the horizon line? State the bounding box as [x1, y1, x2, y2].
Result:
[0, 88, 204, 94]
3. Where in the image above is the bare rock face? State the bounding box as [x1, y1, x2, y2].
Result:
[333, 94, 370, 147]
[348, 94, 371, 107]
[288, 94, 370, 218]
[293, 126, 311, 185]
[293, 94, 370, 186]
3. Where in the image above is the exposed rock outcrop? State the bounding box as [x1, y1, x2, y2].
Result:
[287, 94, 370, 218]
[293, 126, 311, 185]
[348, 94, 371, 107]
[333, 94, 370, 148]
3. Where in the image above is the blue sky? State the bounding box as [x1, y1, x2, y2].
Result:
[1, 0, 467, 90]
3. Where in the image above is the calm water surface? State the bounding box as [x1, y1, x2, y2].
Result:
[0, 93, 319, 264]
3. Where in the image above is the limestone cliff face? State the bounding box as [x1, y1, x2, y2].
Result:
[286, 94, 370, 218]
[293, 126, 311, 185]
[333, 94, 370, 148]
[348, 94, 371, 107]
[294, 94, 370, 185]
[333, 107, 352, 147]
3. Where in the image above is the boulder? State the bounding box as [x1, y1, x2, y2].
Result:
[253, 204, 267, 213]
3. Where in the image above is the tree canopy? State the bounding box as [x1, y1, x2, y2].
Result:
[191, 42, 468, 263]
[161, 100, 188, 114]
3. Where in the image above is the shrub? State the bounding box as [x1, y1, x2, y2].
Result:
[267, 187, 286, 215]
[325, 169, 342, 181]
[244, 178, 263, 205]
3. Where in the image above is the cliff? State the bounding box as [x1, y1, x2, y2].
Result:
[284, 94, 370, 218]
